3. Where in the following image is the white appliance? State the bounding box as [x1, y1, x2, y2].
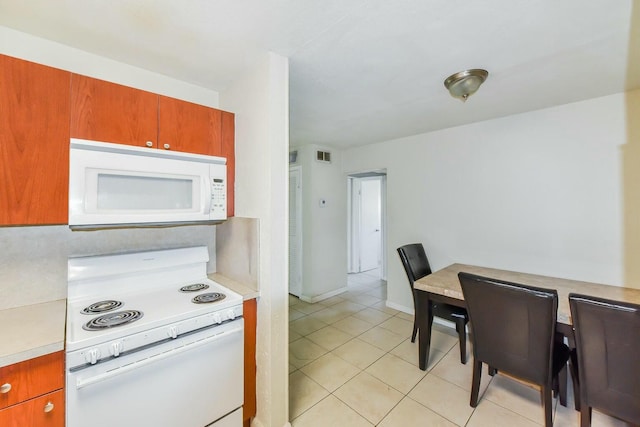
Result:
[69, 138, 227, 229]
[65, 246, 244, 427]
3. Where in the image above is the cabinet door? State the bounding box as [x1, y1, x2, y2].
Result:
[243, 298, 257, 424]
[221, 111, 235, 217]
[70, 74, 158, 147]
[0, 352, 64, 409]
[158, 96, 222, 155]
[0, 390, 64, 427]
[0, 55, 70, 225]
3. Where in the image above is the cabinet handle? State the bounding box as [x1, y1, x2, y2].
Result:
[0, 383, 10, 393]
[145, 141, 154, 148]
[44, 401, 54, 413]
[163, 143, 170, 150]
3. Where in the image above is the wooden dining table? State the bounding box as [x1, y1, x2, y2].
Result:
[413, 263, 640, 372]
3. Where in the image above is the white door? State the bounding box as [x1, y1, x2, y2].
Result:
[289, 167, 302, 296]
[359, 177, 382, 272]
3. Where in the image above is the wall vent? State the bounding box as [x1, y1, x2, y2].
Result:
[316, 150, 331, 163]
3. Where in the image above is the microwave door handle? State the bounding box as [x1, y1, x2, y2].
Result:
[204, 176, 212, 215]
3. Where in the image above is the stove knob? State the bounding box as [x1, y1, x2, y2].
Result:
[226, 309, 236, 320]
[213, 313, 223, 324]
[167, 325, 178, 339]
[85, 348, 100, 365]
[110, 341, 123, 357]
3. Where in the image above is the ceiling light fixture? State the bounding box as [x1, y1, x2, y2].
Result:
[444, 69, 489, 102]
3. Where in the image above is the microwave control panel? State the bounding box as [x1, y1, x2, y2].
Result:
[210, 178, 226, 218]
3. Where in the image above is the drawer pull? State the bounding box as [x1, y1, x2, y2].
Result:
[44, 401, 54, 413]
[0, 383, 10, 393]
[163, 143, 170, 150]
[145, 141, 154, 147]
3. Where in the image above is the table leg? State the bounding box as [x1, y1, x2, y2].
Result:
[557, 323, 580, 411]
[416, 291, 434, 371]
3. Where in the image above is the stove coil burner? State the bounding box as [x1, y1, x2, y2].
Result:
[179, 283, 210, 293]
[192, 292, 226, 304]
[81, 300, 124, 315]
[82, 310, 144, 331]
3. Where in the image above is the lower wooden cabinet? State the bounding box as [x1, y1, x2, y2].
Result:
[243, 298, 257, 427]
[0, 351, 65, 427]
[0, 389, 64, 427]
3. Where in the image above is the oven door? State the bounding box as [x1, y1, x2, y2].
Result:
[66, 320, 244, 427]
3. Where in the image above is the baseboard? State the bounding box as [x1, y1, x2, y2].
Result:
[251, 419, 290, 427]
[299, 286, 349, 304]
[384, 300, 412, 314]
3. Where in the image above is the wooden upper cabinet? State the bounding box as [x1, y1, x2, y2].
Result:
[158, 96, 222, 156]
[0, 55, 70, 225]
[221, 111, 235, 217]
[70, 74, 158, 147]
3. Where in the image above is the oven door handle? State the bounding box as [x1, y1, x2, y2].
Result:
[75, 324, 243, 390]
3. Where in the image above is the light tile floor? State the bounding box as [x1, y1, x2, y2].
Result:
[289, 269, 633, 427]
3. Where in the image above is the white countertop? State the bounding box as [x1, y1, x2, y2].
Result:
[0, 299, 66, 368]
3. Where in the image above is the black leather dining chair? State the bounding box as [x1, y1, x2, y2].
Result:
[397, 243, 468, 364]
[458, 272, 570, 427]
[568, 293, 640, 427]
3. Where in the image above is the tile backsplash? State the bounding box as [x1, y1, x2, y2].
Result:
[0, 224, 216, 310]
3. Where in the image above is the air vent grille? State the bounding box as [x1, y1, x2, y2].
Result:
[316, 150, 331, 163]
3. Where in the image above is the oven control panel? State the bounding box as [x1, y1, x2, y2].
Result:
[67, 304, 244, 368]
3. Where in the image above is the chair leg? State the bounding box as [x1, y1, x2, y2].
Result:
[488, 366, 497, 376]
[470, 359, 482, 407]
[411, 318, 418, 343]
[456, 319, 467, 364]
[580, 405, 592, 427]
[542, 384, 553, 427]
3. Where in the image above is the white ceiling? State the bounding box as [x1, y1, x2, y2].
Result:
[0, 0, 637, 149]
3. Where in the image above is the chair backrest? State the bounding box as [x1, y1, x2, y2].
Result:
[569, 293, 640, 425]
[397, 243, 432, 286]
[458, 272, 558, 385]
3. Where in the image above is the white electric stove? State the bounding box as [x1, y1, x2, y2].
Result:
[65, 246, 244, 427]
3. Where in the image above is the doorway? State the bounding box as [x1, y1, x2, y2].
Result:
[289, 166, 302, 296]
[348, 172, 387, 279]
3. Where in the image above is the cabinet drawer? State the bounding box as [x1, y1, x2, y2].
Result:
[0, 389, 64, 427]
[0, 352, 64, 409]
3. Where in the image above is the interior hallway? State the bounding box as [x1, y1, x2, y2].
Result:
[288, 270, 631, 426]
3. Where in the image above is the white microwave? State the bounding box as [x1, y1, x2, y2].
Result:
[69, 139, 227, 229]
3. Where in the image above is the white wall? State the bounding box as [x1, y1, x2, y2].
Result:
[0, 26, 219, 107]
[343, 92, 632, 312]
[293, 145, 348, 302]
[220, 52, 290, 427]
